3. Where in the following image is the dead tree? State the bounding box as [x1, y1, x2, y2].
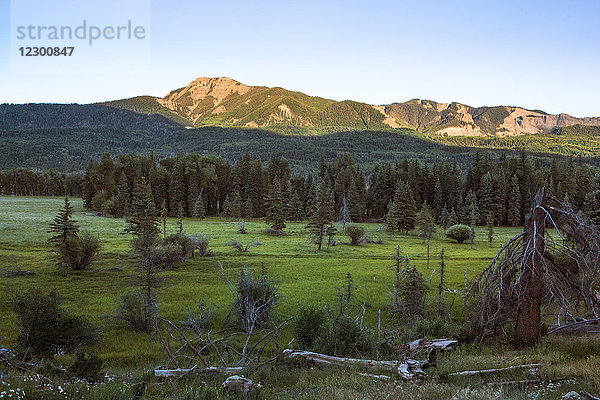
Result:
[469, 188, 600, 344]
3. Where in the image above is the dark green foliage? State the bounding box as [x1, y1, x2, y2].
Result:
[288, 191, 305, 221]
[391, 266, 428, 324]
[307, 179, 335, 250]
[385, 181, 417, 236]
[445, 224, 471, 244]
[508, 175, 522, 226]
[345, 224, 365, 246]
[193, 192, 206, 219]
[48, 197, 100, 273]
[12, 289, 100, 356]
[417, 201, 436, 243]
[265, 177, 287, 235]
[294, 306, 327, 350]
[67, 350, 105, 383]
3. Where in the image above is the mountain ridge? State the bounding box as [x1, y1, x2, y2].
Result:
[98, 77, 600, 137]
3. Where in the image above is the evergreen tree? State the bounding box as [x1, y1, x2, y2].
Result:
[478, 172, 494, 224]
[113, 172, 129, 218]
[193, 191, 206, 220]
[486, 211, 494, 248]
[584, 175, 600, 227]
[347, 178, 364, 222]
[48, 197, 80, 275]
[123, 177, 161, 333]
[288, 191, 305, 221]
[177, 203, 184, 234]
[508, 175, 522, 226]
[265, 177, 287, 235]
[307, 179, 335, 250]
[386, 181, 417, 236]
[160, 200, 168, 239]
[440, 204, 449, 229]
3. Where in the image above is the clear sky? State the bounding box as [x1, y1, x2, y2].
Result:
[0, 0, 598, 117]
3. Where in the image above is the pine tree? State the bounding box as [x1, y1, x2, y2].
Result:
[447, 208, 459, 227]
[193, 191, 206, 220]
[584, 175, 600, 227]
[508, 175, 522, 226]
[417, 202, 436, 244]
[478, 172, 494, 224]
[307, 179, 335, 250]
[177, 203, 184, 234]
[160, 200, 168, 239]
[288, 191, 305, 221]
[123, 177, 161, 333]
[385, 200, 400, 238]
[440, 204, 449, 229]
[486, 211, 494, 248]
[265, 177, 287, 235]
[347, 178, 364, 222]
[113, 172, 129, 218]
[386, 181, 417, 236]
[48, 197, 80, 275]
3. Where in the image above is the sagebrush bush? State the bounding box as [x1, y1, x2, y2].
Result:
[345, 225, 365, 246]
[71, 232, 101, 271]
[235, 267, 279, 330]
[12, 289, 100, 356]
[190, 234, 213, 257]
[445, 224, 471, 244]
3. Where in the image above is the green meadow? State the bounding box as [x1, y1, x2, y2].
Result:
[2, 196, 600, 399]
[0, 196, 513, 365]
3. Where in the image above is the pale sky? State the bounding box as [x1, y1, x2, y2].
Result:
[0, 0, 599, 117]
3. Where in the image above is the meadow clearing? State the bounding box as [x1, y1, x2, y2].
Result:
[1, 195, 600, 399]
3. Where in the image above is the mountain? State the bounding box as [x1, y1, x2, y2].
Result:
[100, 77, 600, 136]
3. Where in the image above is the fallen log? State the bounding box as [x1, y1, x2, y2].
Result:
[485, 376, 566, 387]
[548, 319, 600, 335]
[408, 338, 458, 351]
[282, 348, 436, 379]
[447, 363, 543, 377]
[154, 366, 244, 377]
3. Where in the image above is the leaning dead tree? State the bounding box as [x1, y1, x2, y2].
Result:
[469, 188, 600, 344]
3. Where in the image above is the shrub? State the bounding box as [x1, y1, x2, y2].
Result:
[12, 289, 100, 356]
[235, 267, 279, 330]
[190, 234, 213, 257]
[398, 316, 462, 342]
[153, 242, 184, 269]
[115, 292, 151, 333]
[294, 305, 326, 349]
[180, 301, 213, 334]
[345, 225, 366, 246]
[238, 221, 247, 234]
[446, 224, 471, 243]
[162, 233, 193, 258]
[67, 350, 104, 382]
[228, 239, 260, 253]
[71, 232, 101, 271]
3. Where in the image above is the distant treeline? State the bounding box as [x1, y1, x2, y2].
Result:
[2, 150, 599, 227]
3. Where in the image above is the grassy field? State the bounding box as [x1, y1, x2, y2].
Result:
[1, 196, 600, 399]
